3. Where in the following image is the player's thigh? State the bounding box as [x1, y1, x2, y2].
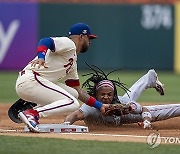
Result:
[148, 104, 180, 121]
[17, 76, 77, 105]
[57, 82, 79, 99]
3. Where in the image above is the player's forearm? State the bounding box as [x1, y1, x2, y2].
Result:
[73, 86, 104, 110]
[76, 87, 90, 103]
[139, 107, 152, 129]
[36, 37, 55, 60]
[64, 114, 77, 125]
[142, 107, 152, 122]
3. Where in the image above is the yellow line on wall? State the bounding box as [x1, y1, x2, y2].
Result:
[174, 2, 180, 74]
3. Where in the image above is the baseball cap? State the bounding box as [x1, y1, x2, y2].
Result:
[68, 23, 97, 39]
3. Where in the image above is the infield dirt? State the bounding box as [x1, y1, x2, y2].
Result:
[0, 103, 180, 143]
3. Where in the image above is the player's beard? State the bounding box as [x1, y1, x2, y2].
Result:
[80, 42, 89, 53]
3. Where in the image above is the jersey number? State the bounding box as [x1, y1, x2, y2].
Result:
[64, 58, 73, 73]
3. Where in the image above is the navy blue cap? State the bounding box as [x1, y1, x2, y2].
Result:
[68, 23, 97, 39]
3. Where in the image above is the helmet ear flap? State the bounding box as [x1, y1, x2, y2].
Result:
[8, 98, 37, 123]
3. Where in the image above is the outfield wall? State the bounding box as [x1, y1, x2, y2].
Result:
[0, 2, 177, 71]
[0, 3, 38, 70]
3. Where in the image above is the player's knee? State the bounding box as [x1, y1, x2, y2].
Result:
[72, 99, 80, 110]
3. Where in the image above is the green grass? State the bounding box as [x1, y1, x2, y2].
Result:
[0, 70, 180, 103]
[0, 71, 19, 102]
[0, 135, 180, 154]
[0, 71, 180, 153]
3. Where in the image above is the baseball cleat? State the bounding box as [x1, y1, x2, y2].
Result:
[18, 109, 40, 132]
[150, 69, 165, 95]
[154, 79, 165, 95]
[153, 72, 165, 95]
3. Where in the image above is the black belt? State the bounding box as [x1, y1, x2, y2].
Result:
[20, 70, 25, 76]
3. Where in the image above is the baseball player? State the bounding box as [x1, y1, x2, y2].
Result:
[65, 68, 180, 129]
[16, 23, 109, 132]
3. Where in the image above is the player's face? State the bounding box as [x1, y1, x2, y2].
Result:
[80, 35, 91, 53]
[96, 86, 114, 104]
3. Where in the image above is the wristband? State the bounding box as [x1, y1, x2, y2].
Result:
[37, 52, 45, 60]
[142, 112, 152, 119]
[87, 96, 103, 110]
[94, 100, 103, 110]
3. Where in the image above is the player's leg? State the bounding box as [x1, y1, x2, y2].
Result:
[56, 82, 79, 99]
[146, 104, 180, 122]
[16, 75, 79, 110]
[16, 73, 80, 132]
[121, 104, 180, 128]
[120, 69, 164, 102]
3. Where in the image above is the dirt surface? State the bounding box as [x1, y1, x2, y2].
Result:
[0, 103, 180, 143]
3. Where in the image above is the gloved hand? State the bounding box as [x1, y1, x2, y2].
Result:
[138, 120, 152, 129]
[104, 103, 132, 116]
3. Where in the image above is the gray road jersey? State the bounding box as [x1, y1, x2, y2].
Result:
[79, 102, 143, 126]
[80, 104, 122, 126]
[80, 103, 180, 126]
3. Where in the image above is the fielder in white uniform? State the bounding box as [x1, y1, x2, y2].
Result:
[65, 69, 180, 129]
[16, 23, 109, 132]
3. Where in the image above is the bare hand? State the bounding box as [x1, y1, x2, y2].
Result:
[29, 58, 48, 69]
[100, 104, 110, 114]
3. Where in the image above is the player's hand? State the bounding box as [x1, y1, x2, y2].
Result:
[103, 103, 132, 116]
[29, 58, 48, 69]
[100, 104, 110, 114]
[138, 120, 152, 129]
[62, 121, 70, 125]
[143, 120, 152, 129]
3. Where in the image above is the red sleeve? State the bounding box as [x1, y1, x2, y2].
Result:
[36, 45, 48, 53]
[65, 79, 80, 87]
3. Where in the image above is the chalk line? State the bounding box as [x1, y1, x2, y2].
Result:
[0, 128, 147, 138]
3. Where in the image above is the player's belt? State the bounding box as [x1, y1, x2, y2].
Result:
[20, 70, 25, 76]
[20, 70, 40, 76]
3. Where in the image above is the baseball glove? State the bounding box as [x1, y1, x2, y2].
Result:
[105, 103, 132, 116]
